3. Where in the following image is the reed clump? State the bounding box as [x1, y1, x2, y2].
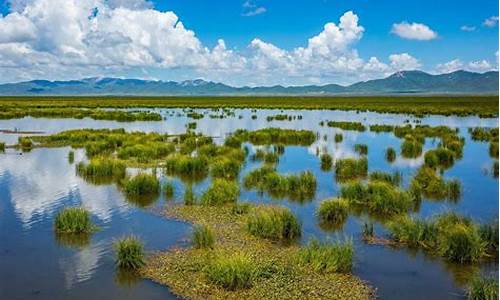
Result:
[320, 153, 333, 171]
[326, 121, 366, 132]
[163, 181, 175, 198]
[233, 128, 316, 146]
[114, 236, 145, 269]
[334, 133, 343, 143]
[317, 198, 349, 230]
[385, 147, 396, 162]
[297, 239, 353, 273]
[387, 212, 489, 263]
[369, 171, 401, 186]
[340, 180, 414, 216]
[246, 206, 301, 241]
[192, 224, 215, 249]
[424, 147, 455, 169]
[354, 144, 368, 155]
[401, 137, 423, 158]
[466, 275, 498, 300]
[76, 158, 126, 182]
[68, 150, 74, 163]
[122, 173, 160, 196]
[201, 179, 239, 206]
[335, 157, 368, 181]
[54, 207, 95, 233]
[410, 166, 461, 201]
[210, 157, 242, 180]
[203, 253, 256, 290]
[165, 155, 209, 180]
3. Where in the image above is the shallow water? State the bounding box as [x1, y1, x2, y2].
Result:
[0, 108, 498, 299]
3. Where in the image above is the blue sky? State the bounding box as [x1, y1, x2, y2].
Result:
[0, 0, 498, 86]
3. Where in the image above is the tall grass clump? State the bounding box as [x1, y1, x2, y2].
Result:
[163, 181, 174, 198]
[335, 157, 368, 181]
[326, 121, 366, 131]
[466, 276, 498, 300]
[340, 180, 413, 216]
[122, 173, 160, 196]
[401, 137, 423, 158]
[76, 158, 126, 182]
[388, 212, 488, 263]
[184, 186, 197, 205]
[410, 167, 461, 200]
[246, 206, 301, 241]
[334, 133, 343, 143]
[386, 147, 396, 162]
[68, 150, 75, 163]
[200, 179, 239, 206]
[165, 155, 208, 178]
[204, 253, 256, 290]
[369, 171, 402, 186]
[210, 157, 242, 180]
[298, 239, 353, 273]
[114, 236, 145, 269]
[0, 142, 5, 152]
[317, 198, 349, 230]
[18, 136, 33, 151]
[424, 148, 455, 169]
[320, 153, 333, 171]
[192, 224, 215, 249]
[354, 144, 368, 155]
[54, 207, 95, 233]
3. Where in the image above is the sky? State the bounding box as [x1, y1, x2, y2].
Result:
[0, 0, 498, 86]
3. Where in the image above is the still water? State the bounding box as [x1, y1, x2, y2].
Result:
[0, 108, 498, 299]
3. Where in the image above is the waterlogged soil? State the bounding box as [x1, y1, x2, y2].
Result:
[0, 107, 498, 300]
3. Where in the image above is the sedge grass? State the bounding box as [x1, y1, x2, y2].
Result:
[54, 207, 95, 233]
[114, 236, 145, 270]
[246, 206, 301, 241]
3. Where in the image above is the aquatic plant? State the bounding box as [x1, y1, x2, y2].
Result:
[200, 179, 239, 206]
[163, 181, 175, 198]
[122, 173, 160, 196]
[68, 150, 74, 163]
[114, 236, 145, 270]
[424, 148, 455, 169]
[478, 221, 499, 255]
[317, 198, 349, 229]
[326, 121, 366, 131]
[233, 128, 316, 146]
[385, 147, 396, 162]
[54, 207, 95, 233]
[246, 206, 301, 241]
[0, 142, 4, 152]
[410, 166, 461, 200]
[204, 253, 256, 290]
[340, 180, 414, 216]
[334, 133, 343, 143]
[18, 136, 33, 151]
[369, 125, 394, 133]
[369, 171, 402, 186]
[210, 157, 241, 180]
[320, 153, 333, 171]
[388, 213, 488, 263]
[298, 239, 353, 273]
[232, 203, 251, 215]
[76, 158, 126, 182]
[184, 185, 197, 205]
[466, 276, 498, 300]
[165, 155, 209, 179]
[401, 137, 422, 158]
[354, 144, 368, 155]
[334, 157, 368, 181]
[192, 224, 215, 249]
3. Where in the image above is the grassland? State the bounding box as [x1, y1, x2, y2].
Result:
[0, 95, 497, 117]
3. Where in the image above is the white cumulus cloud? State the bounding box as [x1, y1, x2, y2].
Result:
[389, 53, 421, 70]
[436, 59, 463, 73]
[483, 16, 499, 27]
[391, 22, 437, 40]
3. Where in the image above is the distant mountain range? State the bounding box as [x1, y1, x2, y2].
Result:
[0, 70, 497, 96]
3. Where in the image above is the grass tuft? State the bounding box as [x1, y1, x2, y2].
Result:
[114, 236, 145, 269]
[54, 207, 95, 233]
[246, 206, 301, 241]
[204, 253, 256, 290]
[298, 239, 354, 273]
[192, 224, 215, 249]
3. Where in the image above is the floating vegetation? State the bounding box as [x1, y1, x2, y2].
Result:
[466, 275, 499, 300]
[354, 144, 368, 155]
[387, 213, 491, 264]
[144, 204, 374, 299]
[334, 133, 343, 143]
[186, 112, 204, 119]
[192, 224, 215, 249]
[320, 153, 333, 171]
[410, 166, 461, 201]
[122, 173, 160, 197]
[247, 206, 301, 241]
[243, 167, 317, 201]
[369, 171, 402, 186]
[340, 180, 414, 216]
[233, 128, 316, 146]
[54, 207, 95, 233]
[335, 157, 368, 182]
[298, 239, 353, 273]
[385, 147, 396, 162]
[201, 179, 239, 206]
[326, 121, 366, 131]
[114, 236, 145, 270]
[316, 198, 349, 230]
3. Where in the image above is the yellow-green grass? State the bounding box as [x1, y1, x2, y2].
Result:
[54, 207, 95, 233]
[114, 236, 146, 269]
